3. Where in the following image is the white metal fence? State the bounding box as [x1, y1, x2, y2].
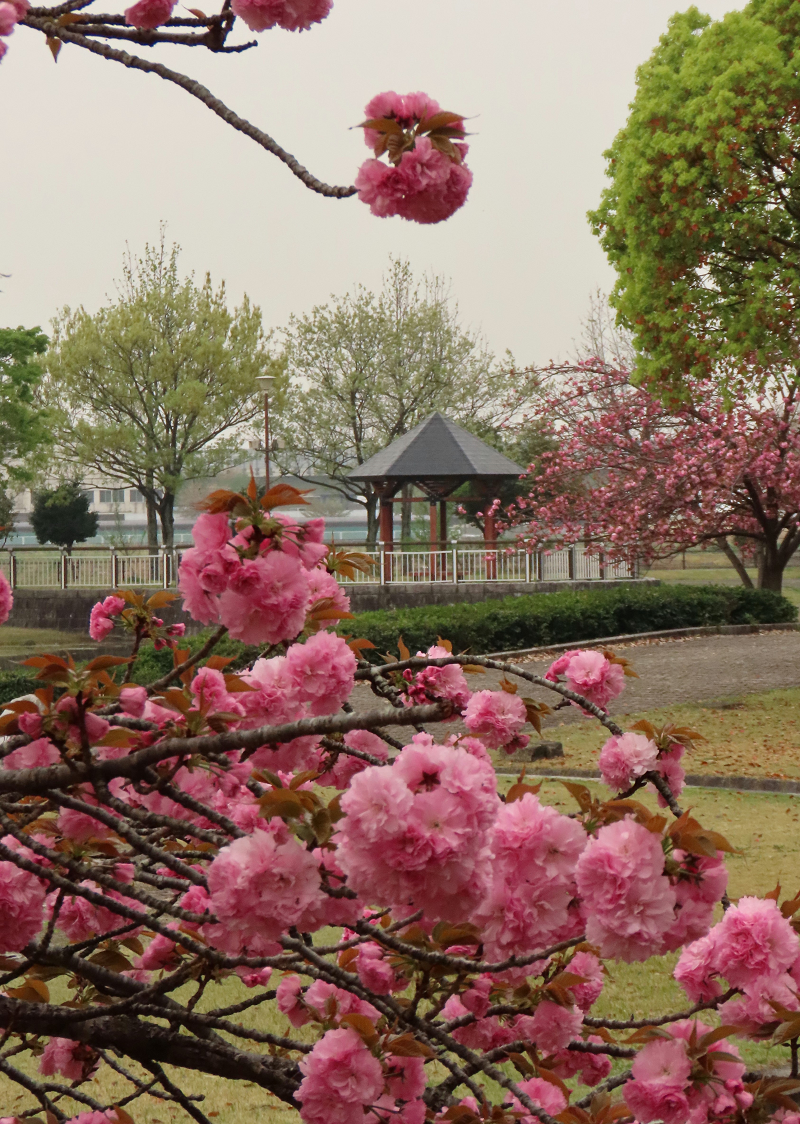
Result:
[0, 544, 635, 590]
[0, 549, 177, 590]
[336, 544, 635, 586]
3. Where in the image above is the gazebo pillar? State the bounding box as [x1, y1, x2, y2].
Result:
[379, 497, 394, 582]
[483, 486, 497, 580]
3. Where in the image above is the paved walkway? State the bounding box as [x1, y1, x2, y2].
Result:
[349, 629, 800, 745]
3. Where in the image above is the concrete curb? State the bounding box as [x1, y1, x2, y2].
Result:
[487, 621, 800, 661]
[495, 765, 800, 796]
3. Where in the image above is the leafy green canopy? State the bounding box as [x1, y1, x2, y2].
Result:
[44, 237, 270, 547]
[30, 481, 99, 552]
[0, 327, 52, 485]
[591, 0, 800, 394]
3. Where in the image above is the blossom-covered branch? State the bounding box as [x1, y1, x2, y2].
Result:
[0, 479, 790, 1124]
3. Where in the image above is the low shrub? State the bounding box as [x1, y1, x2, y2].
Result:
[0, 584, 791, 702]
[339, 583, 797, 658]
[0, 670, 45, 706]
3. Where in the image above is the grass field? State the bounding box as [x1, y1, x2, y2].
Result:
[0, 627, 90, 657]
[646, 564, 800, 609]
[2, 780, 798, 1123]
[537, 686, 800, 780]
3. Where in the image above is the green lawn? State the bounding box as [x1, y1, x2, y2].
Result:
[530, 686, 800, 780]
[2, 780, 797, 1123]
[645, 564, 800, 609]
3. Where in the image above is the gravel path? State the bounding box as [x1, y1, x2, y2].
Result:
[350, 629, 800, 745]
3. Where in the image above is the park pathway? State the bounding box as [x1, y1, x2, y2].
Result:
[349, 628, 800, 744]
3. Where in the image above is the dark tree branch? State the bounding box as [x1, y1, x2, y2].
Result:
[21, 14, 358, 199]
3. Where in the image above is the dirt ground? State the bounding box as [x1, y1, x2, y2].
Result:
[350, 628, 800, 745]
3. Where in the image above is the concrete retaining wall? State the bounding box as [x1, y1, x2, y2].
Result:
[6, 589, 196, 635]
[7, 579, 654, 635]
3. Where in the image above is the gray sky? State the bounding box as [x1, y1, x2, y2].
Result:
[1, 0, 743, 365]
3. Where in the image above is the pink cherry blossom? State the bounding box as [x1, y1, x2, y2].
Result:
[516, 1000, 583, 1053]
[230, 0, 331, 32]
[575, 818, 676, 961]
[303, 979, 380, 1025]
[356, 139, 472, 225]
[124, 0, 174, 27]
[218, 550, 310, 645]
[55, 880, 137, 943]
[0, 858, 45, 952]
[550, 1036, 611, 1087]
[88, 594, 126, 642]
[624, 1037, 692, 1124]
[306, 566, 351, 624]
[64, 1115, 119, 1124]
[3, 737, 60, 770]
[673, 933, 722, 1003]
[285, 630, 356, 716]
[0, 0, 25, 35]
[240, 654, 301, 727]
[337, 742, 499, 920]
[0, 571, 12, 625]
[546, 648, 625, 711]
[119, 684, 147, 718]
[207, 830, 326, 948]
[508, 1076, 567, 1123]
[296, 1027, 384, 1124]
[317, 729, 388, 789]
[39, 1037, 98, 1081]
[463, 690, 528, 751]
[709, 895, 799, 987]
[568, 950, 605, 1010]
[598, 732, 658, 791]
[403, 645, 471, 710]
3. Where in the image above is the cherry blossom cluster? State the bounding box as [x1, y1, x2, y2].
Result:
[124, 0, 330, 34]
[0, 489, 795, 1123]
[356, 92, 473, 224]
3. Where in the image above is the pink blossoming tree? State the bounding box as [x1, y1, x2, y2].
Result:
[0, 477, 796, 1123]
[503, 361, 800, 593]
[3, 0, 471, 223]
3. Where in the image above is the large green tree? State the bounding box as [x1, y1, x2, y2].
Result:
[44, 237, 271, 549]
[0, 327, 52, 493]
[591, 0, 800, 395]
[272, 259, 530, 543]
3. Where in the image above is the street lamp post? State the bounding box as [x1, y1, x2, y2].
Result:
[256, 375, 276, 492]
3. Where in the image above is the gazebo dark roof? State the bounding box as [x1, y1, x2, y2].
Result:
[348, 412, 524, 483]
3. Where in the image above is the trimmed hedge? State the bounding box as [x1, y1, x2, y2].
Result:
[0, 670, 43, 707]
[0, 583, 792, 702]
[338, 584, 797, 659]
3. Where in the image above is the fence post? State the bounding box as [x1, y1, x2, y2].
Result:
[568, 547, 576, 580]
[9, 552, 16, 590]
[60, 554, 68, 590]
[111, 549, 119, 589]
[161, 548, 169, 589]
[379, 543, 386, 587]
[452, 544, 458, 584]
[525, 550, 531, 584]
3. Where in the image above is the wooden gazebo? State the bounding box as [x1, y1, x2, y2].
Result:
[348, 413, 524, 562]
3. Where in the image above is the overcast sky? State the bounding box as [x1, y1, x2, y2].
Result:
[1, 0, 744, 366]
